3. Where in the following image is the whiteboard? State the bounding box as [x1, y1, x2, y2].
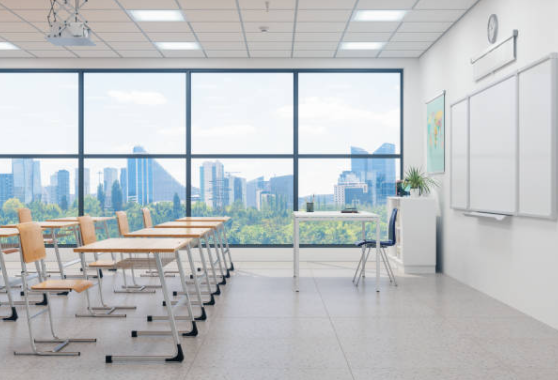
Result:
[450, 99, 469, 209]
[518, 58, 556, 218]
[469, 75, 517, 214]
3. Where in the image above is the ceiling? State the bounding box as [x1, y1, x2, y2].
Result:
[0, 0, 479, 59]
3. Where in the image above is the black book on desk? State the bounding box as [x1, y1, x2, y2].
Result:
[341, 207, 358, 214]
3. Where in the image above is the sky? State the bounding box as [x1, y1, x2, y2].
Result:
[0, 72, 401, 197]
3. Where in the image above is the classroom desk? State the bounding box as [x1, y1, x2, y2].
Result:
[124, 227, 217, 319]
[175, 217, 233, 271]
[292, 211, 381, 292]
[75, 238, 194, 363]
[1, 221, 80, 279]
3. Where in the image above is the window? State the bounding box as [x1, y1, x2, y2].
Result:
[84, 159, 186, 235]
[0, 69, 402, 246]
[298, 72, 401, 154]
[0, 73, 78, 154]
[192, 73, 293, 154]
[84, 73, 186, 154]
[192, 159, 292, 244]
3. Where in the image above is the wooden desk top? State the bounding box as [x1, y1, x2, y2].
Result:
[176, 216, 231, 222]
[124, 228, 211, 238]
[155, 221, 222, 229]
[74, 238, 191, 253]
[0, 228, 19, 238]
[47, 216, 115, 223]
[1, 221, 79, 230]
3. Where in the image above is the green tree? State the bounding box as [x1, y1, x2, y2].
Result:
[59, 195, 68, 211]
[111, 180, 123, 211]
[2, 198, 24, 223]
[97, 184, 105, 211]
[172, 193, 181, 219]
[84, 195, 101, 216]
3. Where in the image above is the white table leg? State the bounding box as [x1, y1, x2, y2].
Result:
[293, 217, 299, 292]
[361, 221, 366, 277]
[376, 217, 380, 293]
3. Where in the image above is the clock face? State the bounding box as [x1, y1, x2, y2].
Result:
[487, 14, 498, 44]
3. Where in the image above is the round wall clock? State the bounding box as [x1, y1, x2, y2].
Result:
[487, 14, 498, 44]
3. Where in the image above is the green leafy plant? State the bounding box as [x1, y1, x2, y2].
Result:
[403, 166, 439, 195]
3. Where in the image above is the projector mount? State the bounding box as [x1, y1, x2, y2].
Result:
[47, 0, 95, 46]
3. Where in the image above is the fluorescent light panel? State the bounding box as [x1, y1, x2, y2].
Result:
[129, 10, 184, 22]
[341, 42, 385, 50]
[0, 42, 19, 50]
[156, 41, 200, 50]
[354, 10, 407, 22]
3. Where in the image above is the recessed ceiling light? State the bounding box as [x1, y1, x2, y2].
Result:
[353, 10, 407, 22]
[129, 10, 184, 22]
[155, 42, 200, 50]
[0, 42, 19, 50]
[341, 42, 385, 50]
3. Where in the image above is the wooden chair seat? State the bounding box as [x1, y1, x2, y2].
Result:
[88, 260, 118, 268]
[2, 248, 19, 254]
[31, 279, 93, 293]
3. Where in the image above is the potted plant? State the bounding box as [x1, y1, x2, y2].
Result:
[403, 167, 439, 197]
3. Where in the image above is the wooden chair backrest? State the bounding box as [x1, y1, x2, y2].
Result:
[115, 211, 129, 236]
[78, 216, 97, 245]
[142, 208, 153, 228]
[16, 222, 46, 263]
[18, 208, 32, 223]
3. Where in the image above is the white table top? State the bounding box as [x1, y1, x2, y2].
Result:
[293, 211, 379, 220]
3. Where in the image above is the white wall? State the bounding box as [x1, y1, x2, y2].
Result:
[420, 0, 558, 328]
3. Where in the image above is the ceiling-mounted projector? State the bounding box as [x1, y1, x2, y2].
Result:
[47, 21, 94, 46]
[46, 0, 95, 46]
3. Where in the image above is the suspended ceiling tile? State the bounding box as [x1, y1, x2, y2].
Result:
[32, 49, 77, 58]
[295, 32, 343, 42]
[178, 0, 237, 9]
[415, 0, 478, 10]
[336, 49, 380, 57]
[160, 50, 206, 57]
[95, 32, 148, 42]
[200, 41, 246, 49]
[107, 41, 155, 50]
[293, 50, 336, 58]
[243, 22, 294, 33]
[295, 22, 346, 32]
[0, 10, 30, 21]
[294, 41, 339, 50]
[147, 33, 196, 42]
[245, 32, 293, 42]
[391, 32, 442, 42]
[118, 50, 164, 58]
[241, 10, 295, 23]
[404, 9, 466, 22]
[190, 22, 243, 33]
[16, 41, 65, 50]
[118, 0, 179, 9]
[379, 50, 423, 57]
[196, 32, 244, 42]
[346, 21, 400, 33]
[238, 0, 297, 9]
[298, 0, 356, 9]
[0, 32, 46, 41]
[398, 21, 452, 33]
[138, 21, 193, 33]
[182, 10, 240, 22]
[297, 10, 352, 22]
[383, 41, 433, 50]
[250, 50, 292, 57]
[357, 0, 416, 9]
[88, 22, 141, 33]
[0, 50, 33, 57]
[205, 50, 249, 58]
[247, 41, 292, 50]
[0, 22, 40, 32]
[74, 50, 120, 58]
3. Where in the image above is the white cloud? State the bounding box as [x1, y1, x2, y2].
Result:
[193, 124, 257, 138]
[157, 127, 185, 136]
[107, 90, 167, 106]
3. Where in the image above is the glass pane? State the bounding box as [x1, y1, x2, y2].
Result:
[0, 159, 79, 244]
[298, 158, 400, 244]
[85, 159, 186, 237]
[299, 72, 401, 154]
[192, 159, 293, 244]
[85, 73, 186, 154]
[0, 73, 78, 154]
[192, 73, 293, 154]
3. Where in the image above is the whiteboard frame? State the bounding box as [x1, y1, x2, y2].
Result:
[449, 97, 469, 211]
[449, 53, 558, 219]
[516, 55, 558, 220]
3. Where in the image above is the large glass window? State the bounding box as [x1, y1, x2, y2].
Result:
[84, 73, 186, 154]
[298, 72, 401, 154]
[192, 159, 293, 244]
[0, 73, 78, 154]
[192, 73, 293, 154]
[0, 69, 402, 246]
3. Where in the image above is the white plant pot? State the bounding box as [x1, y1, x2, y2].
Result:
[410, 189, 420, 197]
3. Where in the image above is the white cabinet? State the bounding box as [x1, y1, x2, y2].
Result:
[386, 197, 436, 274]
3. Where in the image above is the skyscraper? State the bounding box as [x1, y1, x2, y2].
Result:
[153, 161, 185, 202]
[270, 174, 293, 209]
[350, 144, 396, 205]
[334, 171, 368, 206]
[200, 161, 225, 209]
[75, 168, 90, 198]
[0, 174, 13, 206]
[56, 170, 70, 208]
[246, 176, 267, 209]
[127, 146, 153, 205]
[120, 167, 128, 203]
[12, 159, 41, 204]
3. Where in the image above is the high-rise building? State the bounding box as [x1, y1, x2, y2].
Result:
[200, 161, 225, 209]
[12, 159, 41, 204]
[334, 170, 368, 206]
[75, 168, 90, 198]
[127, 146, 153, 205]
[350, 144, 396, 205]
[0, 174, 14, 206]
[227, 174, 247, 207]
[103, 167, 118, 206]
[120, 167, 128, 203]
[270, 174, 293, 209]
[153, 161, 185, 203]
[47, 173, 58, 205]
[246, 176, 267, 209]
[56, 170, 70, 208]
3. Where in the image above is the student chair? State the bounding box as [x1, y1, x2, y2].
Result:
[142, 208, 153, 228]
[18, 208, 54, 245]
[114, 211, 157, 293]
[353, 208, 398, 287]
[14, 222, 96, 356]
[75, 216, 135, 317]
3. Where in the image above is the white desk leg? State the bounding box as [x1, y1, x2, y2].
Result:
[376, 217, 380, 293]
[294, 217, 299, 292]
[361, 221, 366, 277]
